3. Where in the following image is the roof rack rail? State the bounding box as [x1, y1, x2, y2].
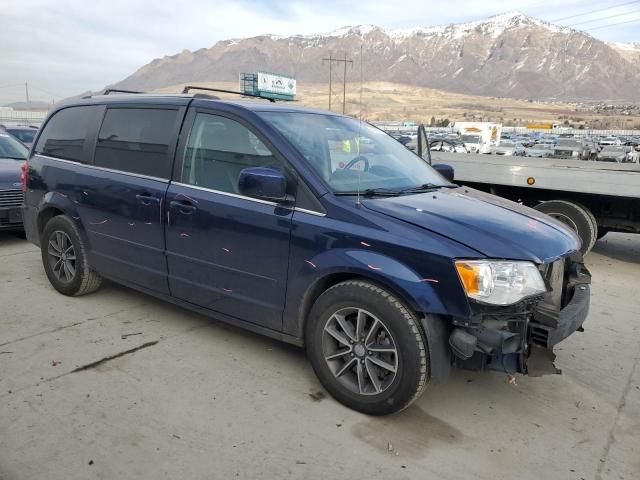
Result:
[181, 85, 276, 103]
[103, 88, 145, 95]
[192, 93, 220, 100]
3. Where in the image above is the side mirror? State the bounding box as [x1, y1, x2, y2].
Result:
[433, 163, 454, 182]
[238, 167, 288, 202]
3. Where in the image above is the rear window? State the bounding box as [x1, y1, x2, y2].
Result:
[35, 106, 101, 162]
[94, 108, 178, 178]
[7, 129, 37, 144]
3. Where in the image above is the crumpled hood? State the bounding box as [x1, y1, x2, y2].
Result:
[363, 187, 579, 263]
[0, 158, 23, 190]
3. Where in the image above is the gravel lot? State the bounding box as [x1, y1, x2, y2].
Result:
[1, 231, 638, 480]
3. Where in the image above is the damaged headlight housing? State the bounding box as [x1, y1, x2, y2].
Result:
[455, 260, 547, 305]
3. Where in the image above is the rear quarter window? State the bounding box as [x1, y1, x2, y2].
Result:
[35, 106, 102, 162]
[94, 108, 178, 178]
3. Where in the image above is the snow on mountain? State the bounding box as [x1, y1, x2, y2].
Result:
[608, 41, 640, 66]
[109, 12, 640, 102]
[389, 12, 572, 40]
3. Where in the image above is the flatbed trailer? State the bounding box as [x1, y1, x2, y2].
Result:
[429, 151, 640, 254]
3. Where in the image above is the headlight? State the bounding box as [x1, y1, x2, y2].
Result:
[455, 260, 547, 305]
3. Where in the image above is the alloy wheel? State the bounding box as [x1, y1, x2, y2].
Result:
[322, 307, 398, 396]
[47, 230, 77, 282]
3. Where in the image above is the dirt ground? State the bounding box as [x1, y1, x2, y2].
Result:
[0, 231, 638, 480]
[154, 81, 640, 127]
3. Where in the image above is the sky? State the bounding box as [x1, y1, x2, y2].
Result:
[1, 0, 639, 104]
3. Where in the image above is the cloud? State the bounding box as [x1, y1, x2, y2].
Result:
[1, 0, 637, 104]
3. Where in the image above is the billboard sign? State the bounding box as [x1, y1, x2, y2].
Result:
[257, 72, 296, 97]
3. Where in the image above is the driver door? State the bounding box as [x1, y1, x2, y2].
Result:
[165, 109, 294, 331]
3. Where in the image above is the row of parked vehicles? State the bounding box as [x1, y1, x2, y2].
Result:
[3, 88, 594, 415]
[391, 126, 640, 163]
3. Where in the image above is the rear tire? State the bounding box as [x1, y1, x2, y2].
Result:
[306, 280, 429, 415]
[41, 215, 102, 296]
[534, 200, 596, 255]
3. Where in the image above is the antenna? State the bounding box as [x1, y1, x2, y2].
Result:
[355, 44, 364, 209]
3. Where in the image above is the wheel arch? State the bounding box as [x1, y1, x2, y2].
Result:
[36, 193, 89, 248]
[37, 206, 65, 240]
[294, 267, 447, 346]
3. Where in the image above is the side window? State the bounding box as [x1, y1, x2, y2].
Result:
[94, 108, 178, 178]
[182, 113, 282, 194]
[34, 106, 101, 162]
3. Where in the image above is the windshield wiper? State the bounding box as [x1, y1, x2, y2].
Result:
[335, 184, 456, 197]
[396, 183, 455, 194]
[2, 156, 27, 160]
[335, 188, 401, 197]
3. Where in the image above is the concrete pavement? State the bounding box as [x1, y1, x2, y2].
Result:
[0, 231, 638, 480]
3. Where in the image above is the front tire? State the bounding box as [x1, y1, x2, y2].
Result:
[306, 280, 429, 415]
[41, 215, 102, 296]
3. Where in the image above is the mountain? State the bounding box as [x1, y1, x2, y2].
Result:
[108, 12, 640, 102]
[608, 42, 640, 68]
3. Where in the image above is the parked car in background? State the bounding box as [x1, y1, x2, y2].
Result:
[525, 142, 554, 158]
[490, 140, 525, 156]
[1, 125, 39, 148]
[395, 135, 413, 146]
[22, 92, 590, 415]
[599, 136, 621, 147]
[597, 146, 639, 163]
[0, 132, 28, 230]
[430, 139, 468, 153]
[553, 139, 587, 159]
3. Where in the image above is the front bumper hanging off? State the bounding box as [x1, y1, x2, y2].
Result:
[526, 283, 589, 376]
[449, 255, 591, 376]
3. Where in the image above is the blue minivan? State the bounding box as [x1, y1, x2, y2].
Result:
[22, 92, 590, 414]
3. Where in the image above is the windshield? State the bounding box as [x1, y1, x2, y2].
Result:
[0, 132, 29, 160]
[7, 129, 36, 144]
[460, 134, 481, 143]
[259, 112, 448, 193]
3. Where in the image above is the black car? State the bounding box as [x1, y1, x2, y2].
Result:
[1, 125, 38, 148]
[0, 132, 28, 230]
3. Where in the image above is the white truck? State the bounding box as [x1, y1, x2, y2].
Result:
[416, 126, 640, 255]
[454, 122, 502, 154]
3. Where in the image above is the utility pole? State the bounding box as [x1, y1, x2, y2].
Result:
[342, 53, 348, 115]
[25, 82, 30, 104]
[326, 54, 332, 111]
[322, 54, 353, 113]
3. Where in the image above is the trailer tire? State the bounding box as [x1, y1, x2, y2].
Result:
[577, 203, 598, 251]
[534, 200, 596, 255]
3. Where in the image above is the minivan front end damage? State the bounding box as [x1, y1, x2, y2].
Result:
[449, 253, 591, 376]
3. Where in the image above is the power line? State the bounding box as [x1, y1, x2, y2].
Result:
[568, 7, 640, 26]
[584, 17, 640, 30]
[0, 83, 62, 100]
[27, 84, 62, 99]
[550, 0, 640, 22]
[0, 84, 25, 90]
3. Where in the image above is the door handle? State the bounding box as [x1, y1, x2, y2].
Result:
[169, 200, 197, 213]
[136, 193, 160, 205]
